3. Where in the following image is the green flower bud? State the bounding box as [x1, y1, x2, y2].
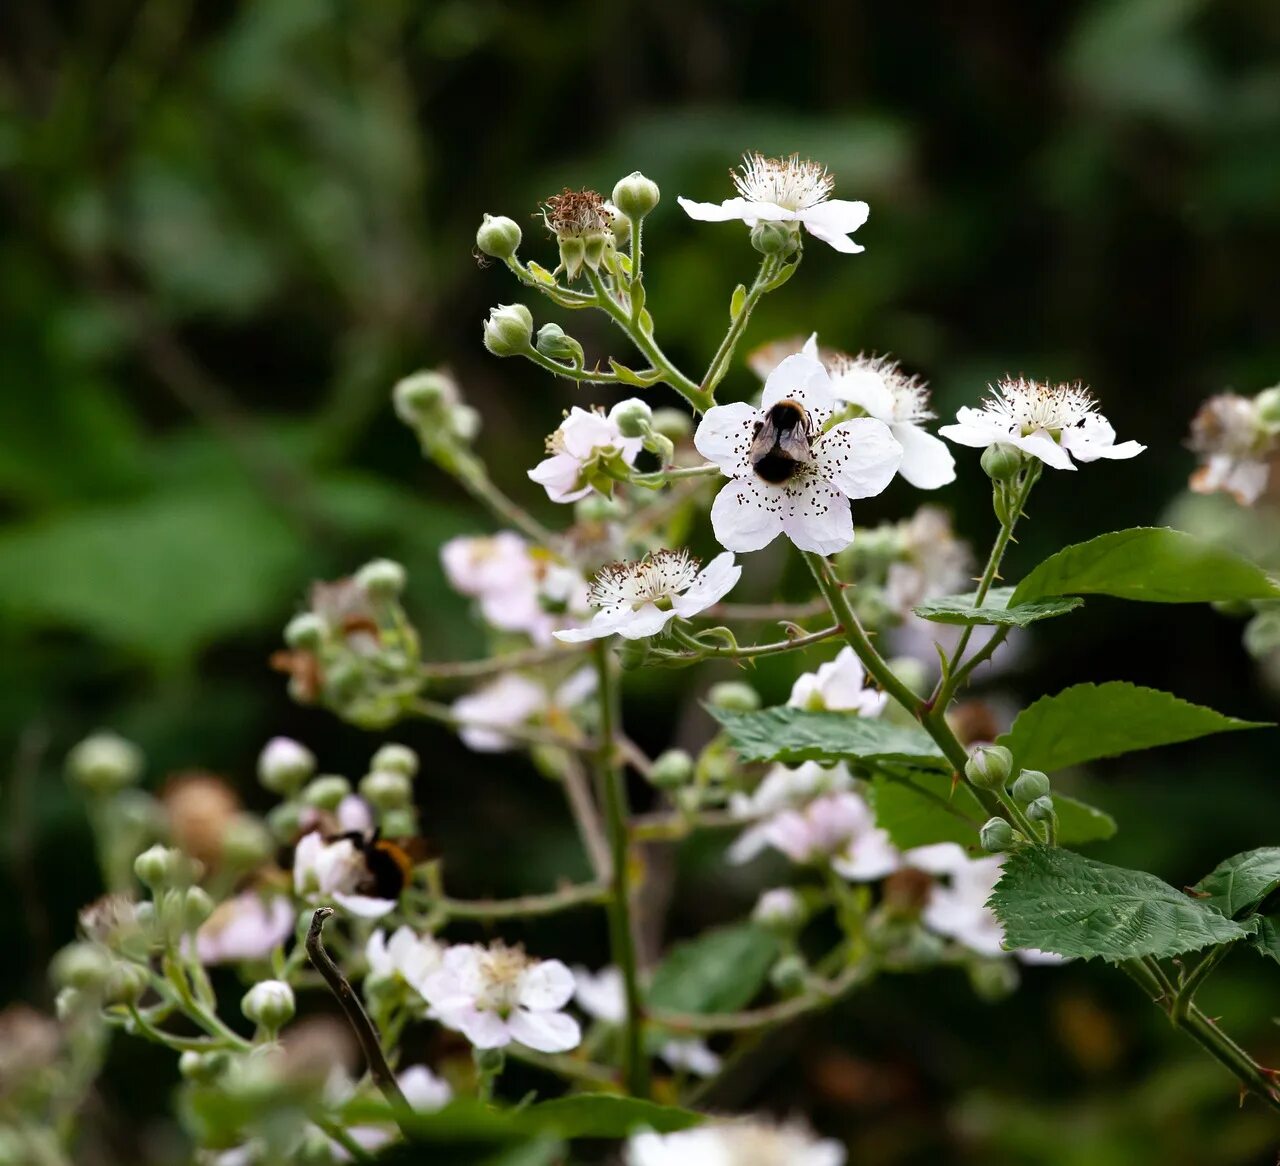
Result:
[222, 814, 274, 870]
[768, 953, 809, 995]
[179, 1049, 230, 1083]
[1244, 609, 1280, 659]
[574, 494, 626, 523]
[134, 844, 182, 892]
[51, 943, 113, 992]
[979, 816, 1015, 853]
[241, 979, 295, 1031]
[1255, 385, 1280, 429]
[451, 403, 482, 443]
[355, 557, 406, 599]
[981, 442, 1023, 481]
[103, 960, 150, 1006]
[359, 769, 413, 810]
[968, 957, 1019, 1002]
[751, 220, 799, 257]
[964, 744, 1013, 791]
[1025, 794, 1055, 822]
[616, 639, 656, 670]
[258, 737, 316, 795]
[1011, 769, 1050, 804]
[706, 681, 760, 713]
[582, 231, 608, 272]
[473, 1046, 506, 1075]
[648, 749, 694, 789]
[611, 171, 660, 219]
[380, 807, 417, 839]
[301, 775, 351, 811]
[392, 369, 455, 424]
[283, 612, 327, 650]
[535, 322, 583, 364]
[67, 731, 144, 795]
[266, 801, 303, 842]
[650, 407, 692, 442]
[888, 655, 930, 699]
[183, 887, 216, 930]
[612, 397, 653, 439]
[475, 213, 522, 260]
[482, 303, 534, 357]
[371, 743, 418, 778]
[643, 431, 675, 464]
[55, 988, 85, 1021]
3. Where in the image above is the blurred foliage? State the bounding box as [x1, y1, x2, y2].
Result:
[2, 0, 1280, 1161]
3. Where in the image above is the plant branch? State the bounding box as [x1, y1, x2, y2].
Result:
[701, 256, 780, 394]
[420, 641, 591, 683]
[424, 881, 608, 920]
[664, 622, 843, 662]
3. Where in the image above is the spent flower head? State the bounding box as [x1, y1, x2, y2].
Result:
[1188, 392, 1277, 505]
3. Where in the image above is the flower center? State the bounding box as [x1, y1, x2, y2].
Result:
[733, 152, 833, 211]
[588, 549, 701, 611]
[987, 377, 1095, 436]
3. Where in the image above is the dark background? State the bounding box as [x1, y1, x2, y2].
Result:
[2, 1, 1279, 1161]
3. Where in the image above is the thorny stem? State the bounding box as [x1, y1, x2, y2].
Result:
[452, 454, 560, 548]
[701, 255, 781, 395]
[1172, 940, 1238, 1025]
[421, 881, 608, 921]
[666, 622, 844, 661]
[523, 347, 626, 385]
[592, 640, 648, 1097]
[313, 1116, 375, 1163]
[420, 641, 592, 683]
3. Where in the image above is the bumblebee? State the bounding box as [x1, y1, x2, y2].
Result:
[750, 398, 815, 483]
[330, 829, 428, 900]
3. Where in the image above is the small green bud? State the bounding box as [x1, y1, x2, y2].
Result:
[616, 638, 656, 670]
[1011, 769, 1050, 804]
[574, 494, 625, 523]
[981, 442, 1023, 481]
[1244, 609, 1280, 658]
[55, 988, 85, 1021]
[474, 1046, 506, 1075]
[359, 769, 413, 810]
[1255, 385, 1280, 428]
[258, 737, 316, 795]
[888, 655, 930, 698]
[183, 887, 216, 930]
[103, 960, 150, 1006]
[535, 322, 583, 364]
[179, 1049, 230, 1083]
[611, 171, 660, 219]
[392, 370, 455, 424]
[301, 775, 351, 811]
[51, 943, 113, 992]
[451, 403, 482, 442]
[650, 407, 692, 442]
[768, 953, 809, 995]
[266, 801, 303, 842]
[968, 957, 1020, 1002]
[482, 303, 534, 357]
[642, 431, 675, 465]
[371, 743, 418, 778]
[283, 612, 326, 650]
[1025, 794, 1055, 822]
[355, 557, 406, 599]
[964, 744, 1013, 790]
[612, 397, 653, 439]
[475, 213, 522, 259]
[380, 807, 417, 839]
[979, 816, 1015, 853]
[222, 814, 273, 870]
[134, 844, 182, 892]
[67, 731, 144, 795]
[648, 749, 694, 789]
[241, 979, 295, 1031]
[706, 681, 760, 713]
[751, 220, 799, 257]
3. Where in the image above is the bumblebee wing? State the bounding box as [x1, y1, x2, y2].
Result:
[777, 426, 814, 464]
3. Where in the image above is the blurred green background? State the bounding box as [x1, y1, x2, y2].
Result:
[3, 0, 1280, 1161]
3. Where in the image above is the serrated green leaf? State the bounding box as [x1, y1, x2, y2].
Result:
[1248, 917, 1280, 965]
[729, 283, 747, 320]
[648, 923, 779, 1015]
[1193, 848, 1280, 918]
[1053, 794, 1118, 844]
[990, 847, 1253, 962]
[709, 705, 949, 769]
[1012, 527, 1280, 605]
[913, 586, 1083, 627]
[998, 681, 1267, 773]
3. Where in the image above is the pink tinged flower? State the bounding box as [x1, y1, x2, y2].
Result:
[939, 377, 1144, 470]
[366, 926, 445, 994]
[292, 831, 396, 919]
[554, 550, 741, 643]
[762, 791, 898, 874]
[727, 762, 854, 864]
[418, 943, 581, 1053]
[330, 1065, 452, 1160]
[528, 402, 645, 504]
[573, 964, 627, 1025]
[788, 646, 887, 716]
[451, 668, 595, 753]
[1188, 393, 1272, 505]
[677, 152, 869, 255]
[195, 893, 295, 965]
[627, 1119, 846, 1166]
[696, 353, 902, 556]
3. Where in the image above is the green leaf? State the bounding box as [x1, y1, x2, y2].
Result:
[1192, 848, 1280, 918]
[648, 923, 779, 1015]
[762, 261, 798, 292]
[913, 586, 1083, 627]
[521, 1096, 701, 1140]
[1012, 527, 1280, 605]
[1248, 917, 1280, 965]
[526, 260, 557, 285]
[607, 358, 662, 387]
[990, 847, 1253, 962]
[709, 706, 949, 769]
[1053, 794, 1118, 845]
[997, 681, 1267, 773]
[729, 283, 747, 320]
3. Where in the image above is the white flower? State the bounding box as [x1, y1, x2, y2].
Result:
[882, 506, 972, 614]
[528, 402, 645, 503]
[939, 377, 1145, 470]
[788, 646, 886, 715]
[292, 831, 396, 919]
[554, 550, 741, 642]
[762, 791, 900, 877]
[677, 152, 869, 255]
[418, 942, 581, 1053]
[365, 926, 445, 994]
[658, 1039, 722, 1078]
[195, 893, 295, 965]
[257, 737, 315, 790]
[695, 353, 902, 555]
[751, 887, 805, 927]
[329, 1065, 452, 1161]
[451, 667, 596, 752]
[628, 1119, 845, 1166]
[727, 761, 854, 864]
[1188, 393, 1272, 505]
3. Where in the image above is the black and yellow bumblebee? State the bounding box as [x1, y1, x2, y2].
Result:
[750, 397, 815, 483]
[331, 829, 429, 900]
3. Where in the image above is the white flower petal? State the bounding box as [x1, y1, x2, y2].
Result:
[761, 353, 837, 419]
[693, 402, 760, 475]
[397, 1065, 452, 1111]
[1014, 429, 1075, 470]
[517, 959, 576, 1011]
[672, 553, 741, 618]
[709, 477, 785, 553]
[332, 893, 397, 919]
[813, 418, 902, 500]
[832, 828, 901, 881]
[528, 453, 589, 503]
[830, 364, 895, 422]
[507, 1008, 581, 1053]
[799, 199, 869, 253]
[780, 475, 854, 555]
[451, 1004, 512, 1049]
[676, 195, 795, 224]
[893, 423, 957, 489]
[615, 603, 678, 640]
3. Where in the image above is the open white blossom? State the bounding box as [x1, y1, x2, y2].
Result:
[365, 926, 445, 995]
[727, 761, 854, 864]
[678, 152, 869, 254]
[752, 887, 805, 928]
[418, 942, 581, 1053]
[554, 550, 741, 642]
[788, 646, 886, 716]
[528, 402, 645, 503]
[763, 790, 900, 878]
[1188, 393, 1273, 505]
[451, 667, 595, 752]
[195, 892, 295, 965]
[695, 353, 902, 555]
[939, 377, 1144, 470]
[628, 1119, 845, 1166]
[292, 831, 396, 919]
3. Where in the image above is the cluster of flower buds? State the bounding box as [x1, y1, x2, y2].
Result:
[965, 744, 1055, 848]
[393, 369, 481, 475]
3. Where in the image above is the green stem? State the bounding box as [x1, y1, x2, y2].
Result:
[420, 641, 592, 683]
[1172, 941, 1237, 1024]
[666, 622, 843, 661]
[631, 462, 721, 488]
[503, 257, 597, 307]
[591, 640, 648, 1097]
[419, 882, 608, 921]
[452, 454, 559, 548]
[313, 1116, 375, 1163]
[994, 788, 1042, 845]
[628, 216, 644, 323]
[701, 256, 780, 395]
[523, 348, 626, 385]
[160, 956, 250, 1049]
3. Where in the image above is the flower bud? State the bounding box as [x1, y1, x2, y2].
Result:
[650, 407, 692, 442]
[179, 1049, 230, 1083]
[51, 943, 113, 992]
[979, 816, 1015, 853]
[55, 988, 85, 1021]
[473, 1046, 506, 1075]
[981, 442, 1023, 481]
[301, 775, 351, 811]
[968, 957, 1019, 1002]
[964, 743, 1013, 791]
[751, 220, 799, 257]
[616, 638, 656, 670]
[482, 304, 534, 357]
[1025, 794, 1055, 822]
[888, 655, 930, 699]
[648, 749, 694, 789]
[258, 737, 316, 795]
[1011, 769, 1050, 804]
[134, 844, 183, 892]
[67, 731, 144, 795]
[706, 681, 761, 713]
[611, 171, 660, 220]
[103, 960, 150, 1006]
[475, 213, 522, 260]
[359, 769, 413, 810]
[182, 887, 216, 930]
[752, 887, 805, 930]
[535, 322, 583, 364]
[222, 814, 274, 870]
[380, 807, 417, 839]
[451, 403, 482, 443]
[371, 743, 418, 778]
[266, 801, 303, 842]
[283, 612, 326, 650]
[355, 557, 406, 599]
[241, 979, 296, 1031]
[1255, 385, 1280, 428]
[574, 494, 626, 523]
[768, 953, 809, 994]
[392, 369, 455, 424]
[612, 397, 653, 439]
